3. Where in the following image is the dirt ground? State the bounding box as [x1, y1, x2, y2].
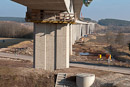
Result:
[2, 35, 130, 67]
[0, 38, 33, 56]
[71, 34, 130, 68]
[0, 36, 130, 87]
[0, 57, 130, 87]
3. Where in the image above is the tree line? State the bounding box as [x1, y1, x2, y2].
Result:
[0, 21, 33, 38]
[98, 19, 130, 26]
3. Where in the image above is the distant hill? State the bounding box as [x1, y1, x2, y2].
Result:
[80, 18, 97, 23]
[0, 17, 25, 23]
[98, 19, 130, 26]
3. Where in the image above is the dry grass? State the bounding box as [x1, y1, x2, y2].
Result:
[8, 40, 33, 48]
[72, 34, 130, 68]
[0, 57, 54, 87]
[0, 38, 13, 40]
[0, 38, 31, 48]
[0, 57, 130, 87]
[0, 38, 33, 55]
[0, 57, 110, 87]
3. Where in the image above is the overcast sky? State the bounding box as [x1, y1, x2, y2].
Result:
[0, 0, 130, 21]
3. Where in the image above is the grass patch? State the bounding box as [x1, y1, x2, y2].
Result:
[0, 38, 32, 48]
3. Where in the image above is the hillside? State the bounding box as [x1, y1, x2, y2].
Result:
[98, 19, 130, 26]
[0, 17, 25, 23]
[80, 18, 97, 23]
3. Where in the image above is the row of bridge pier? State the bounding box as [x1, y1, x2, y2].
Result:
[34, 22, 95, 70]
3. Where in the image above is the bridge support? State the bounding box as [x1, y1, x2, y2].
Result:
[11, 0, 94, 71]
[87, 23, 95, 34]
[69, 24, 73, 55]
[34, 23, 69, 70]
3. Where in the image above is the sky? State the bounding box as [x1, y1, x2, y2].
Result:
[81, 0, 130, 21]
[0, 0, 130, 21]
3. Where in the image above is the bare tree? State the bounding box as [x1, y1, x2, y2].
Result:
[115, 32, 124, 45]
[0, 21, 33, 38]
[104, 31, 115, 44]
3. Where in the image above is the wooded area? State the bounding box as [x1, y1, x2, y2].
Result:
[0, 21, 33, 38]
[98, 19, 130, 26]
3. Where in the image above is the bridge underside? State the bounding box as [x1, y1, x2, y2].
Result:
[12, 0, 83, 18]
[12, 0, 67, 11]
[74, 0, 83, 18]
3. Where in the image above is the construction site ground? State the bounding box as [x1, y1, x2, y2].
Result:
[0, 35, 130, 87]
[71, 34, 130, 68]
[1, 35, 130, 68]
[0, 56, 130, 87]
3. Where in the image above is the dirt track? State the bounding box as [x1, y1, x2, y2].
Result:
[0, 52, 130, 75]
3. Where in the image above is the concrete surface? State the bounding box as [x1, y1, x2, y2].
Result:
[70, 62, 130, 75]
[12, 0, 83, 18]
[12, 0, 67, 11]
[69, 24, 73, 55]
[56, 24, 70, 69]
[0, 52, 32, 62]
[73, 0, 83, 18]
[34, 23, 69, 70]
[76, 73, 95, 87]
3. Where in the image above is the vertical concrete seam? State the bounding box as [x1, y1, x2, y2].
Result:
[54, 24, 57, 70]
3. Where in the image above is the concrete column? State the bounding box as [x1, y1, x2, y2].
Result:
[72, 24, 81, 42]
[90, 23, 95, 34]
[80, 24, 83, 37]
[87, 24, 90, 34]
[69, 24, 73, 55]
[77, 24, 81, 40]
[34, 23, 69, 71]
[56, 24, 69, 69]
[85, 24, 88, 35]
[72, 24, 77, 45]
[34, 23, 47, 69]
[81, 24, 87, 36]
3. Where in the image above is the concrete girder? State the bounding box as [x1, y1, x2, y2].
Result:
[73, 0, 83, 18]
[12, 0, 83, 18]
[12, 0, 71, 12]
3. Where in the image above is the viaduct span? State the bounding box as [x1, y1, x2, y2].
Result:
[12, 0, 94, 71]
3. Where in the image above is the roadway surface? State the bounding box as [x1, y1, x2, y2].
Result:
[0, 52, 130, 74]
[0, 52, 32, 62]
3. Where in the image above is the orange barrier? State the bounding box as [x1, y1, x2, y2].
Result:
[106, 54, 110, 59]
[106, 53, 112, 60]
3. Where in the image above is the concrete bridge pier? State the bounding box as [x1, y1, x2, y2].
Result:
[69, 24, 73, 55]
[34, 23, 69, 70]
[87, 23, 95, 34]
[11, 0, 94, 71]
[87, 24, 90, 34]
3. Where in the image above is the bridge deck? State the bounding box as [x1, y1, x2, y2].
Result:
[12, 0, 67, 11]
